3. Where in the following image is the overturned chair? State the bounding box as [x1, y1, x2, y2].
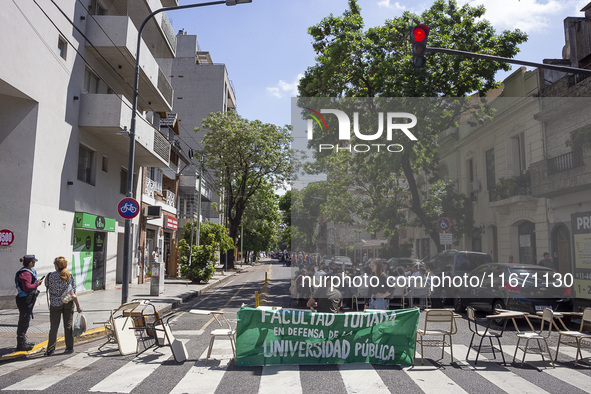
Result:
[94, 301, 143, 355]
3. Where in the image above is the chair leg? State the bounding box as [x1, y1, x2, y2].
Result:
[536, 339, 545, 362]
[441, 335, 445, 360]
[522, 339, 531, 365]
[544, 339, 555, 368]
[496, 337, 506, 365]
[513, 337, 521, 363]
[466, 333, 475, 361]
[449, 334, 454, 364]
[207, 335, 216, 361]
[421, 336, 425, 365]
[575, 338, 581, 366]
[555, 334, 561, 363]
[489, 336, 496, 359]
[475, 335, 486, 365]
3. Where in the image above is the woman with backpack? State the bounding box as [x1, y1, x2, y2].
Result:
[44, 256, 82, 356]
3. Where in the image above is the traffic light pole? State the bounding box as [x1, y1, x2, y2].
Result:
[426, 47, 591, 76]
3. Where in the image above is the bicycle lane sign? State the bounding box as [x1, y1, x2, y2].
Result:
[118, 197, 140, 219]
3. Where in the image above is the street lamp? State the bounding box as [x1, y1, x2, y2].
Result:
[122, 0, 252, 304]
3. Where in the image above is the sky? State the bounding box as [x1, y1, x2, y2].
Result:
[169, 0, 590, 129]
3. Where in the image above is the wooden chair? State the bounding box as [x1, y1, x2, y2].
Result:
[555, 308, 591, 366]
[415, 309, 456, 365]
[512, 308, 555, 367]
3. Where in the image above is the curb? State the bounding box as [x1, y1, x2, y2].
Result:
[0, 270, 242, 362]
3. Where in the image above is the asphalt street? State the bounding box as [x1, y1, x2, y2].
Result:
[1, 260, 591, 393]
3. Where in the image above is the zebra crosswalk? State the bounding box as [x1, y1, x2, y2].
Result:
[2, 337, 591, 393]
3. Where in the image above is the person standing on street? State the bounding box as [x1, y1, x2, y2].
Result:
[15, 254, 43, 351]
[538, 252, 556, 270]
[45, 256, 83, 356]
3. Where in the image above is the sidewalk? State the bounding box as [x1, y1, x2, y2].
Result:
[0, 266, 250, 362]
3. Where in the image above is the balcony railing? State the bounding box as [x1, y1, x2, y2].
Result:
[488, 172, 532, 202]
[166, 190, 176, 208]
[145, 178, 162, 199]
[548, 150, 584, 175]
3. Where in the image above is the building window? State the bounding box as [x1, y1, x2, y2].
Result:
[102, 156, 108, 172]
[57, 36, 67, 60]
[84, 68, 100, 94]
[120, 168, 128, 195]
[485, 148, 495, 190]
[506, 133, 526, 176]
[90, 0, 107, 15]
[77, 145, 95, 185]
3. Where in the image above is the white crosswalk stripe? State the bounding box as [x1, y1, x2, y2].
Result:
[446, 344, 550, 394]
[170, 339, 234, 394]
[404, 360, 468, 394]
[3, 352, 100, 391]
[5, 336, 591, 393]
[338, 363, 390, 393]
[259, 364, 302, 394]
[89, 340, 188, 393]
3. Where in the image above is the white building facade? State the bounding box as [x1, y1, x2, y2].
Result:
[0, 0, 176, 307]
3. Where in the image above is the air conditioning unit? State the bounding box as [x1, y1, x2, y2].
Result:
[144, 205, 162, 218]
[470, 181, 481, 192]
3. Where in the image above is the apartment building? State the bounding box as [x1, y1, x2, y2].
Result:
[169, 31, 236, 229]
[0, 0, 176, 307]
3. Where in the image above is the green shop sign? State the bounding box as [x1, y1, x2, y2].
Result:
[74, 212, 115, 232]
[235, 307, 420, 366]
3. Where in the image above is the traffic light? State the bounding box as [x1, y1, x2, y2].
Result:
[410, 24, 429, 69]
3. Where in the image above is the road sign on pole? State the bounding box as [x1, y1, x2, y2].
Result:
[118, 198, 140, 219]
[439, 233, 453, 245]
[438, 217, 451, 232]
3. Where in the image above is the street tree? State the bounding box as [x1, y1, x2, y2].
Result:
[199, 111, 293, 268]
[298, 0, 527, 250]
[241, 182, 281, 263]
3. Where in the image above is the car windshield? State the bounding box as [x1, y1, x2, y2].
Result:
[455, 253, 492, 273]
[509, 267, 554, 275]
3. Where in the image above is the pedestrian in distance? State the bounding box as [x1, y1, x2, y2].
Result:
[506, 255, 517, 264]
[538, 252, 556, 270]
[44, 256, 83, 356]
[15, 254, 43, 351]
[307, 274, 342, 313]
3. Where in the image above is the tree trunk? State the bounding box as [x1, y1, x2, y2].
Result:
[400, 152, 443, 252]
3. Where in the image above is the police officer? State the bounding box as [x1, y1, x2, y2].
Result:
[15, 254, 43, 351]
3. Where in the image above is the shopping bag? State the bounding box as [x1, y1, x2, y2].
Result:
[73, 312, 87, 337]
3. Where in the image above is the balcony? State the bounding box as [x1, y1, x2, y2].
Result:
[179, 174, 213, 201]
[127, 1, 177, 58]
[84, 15, 173, 112]
[488, 172, 534, 207]
[78, 94, 170, 167]
[530, 149, 591, 198]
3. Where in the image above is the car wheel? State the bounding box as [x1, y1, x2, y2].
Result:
[491, 299, 505, 326]
[454, 296, 465, 313]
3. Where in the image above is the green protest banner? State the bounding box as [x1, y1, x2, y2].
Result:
[235, 307, 420, 366]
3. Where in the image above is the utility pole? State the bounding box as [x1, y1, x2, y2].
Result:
[196, 153, 204, 248]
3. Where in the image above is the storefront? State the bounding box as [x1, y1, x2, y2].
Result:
[72, 212, 115, 292]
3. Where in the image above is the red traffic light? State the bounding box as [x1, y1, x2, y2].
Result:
[412, 26, 427, 42]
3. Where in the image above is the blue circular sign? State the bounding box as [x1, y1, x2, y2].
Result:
[438, 217, 451, 231]
[118, 198, 139, 219]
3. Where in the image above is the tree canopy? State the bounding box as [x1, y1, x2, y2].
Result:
[297, 0, 527, 250]
[199, 111, 293, 268]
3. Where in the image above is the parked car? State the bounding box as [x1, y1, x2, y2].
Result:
[453, 263, 572, 315]
[425, 250, 494, 306]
